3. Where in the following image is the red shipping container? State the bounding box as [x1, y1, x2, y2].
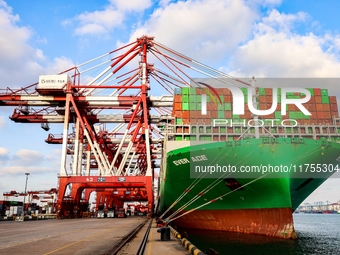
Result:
[265, 95, 273, 102]
[245, 112, 252, 118]
[174, 95, 182, 102]
[175, 111, 183, 118]
[288, 104, 296, 111]
[210, 111, 218, 118]
[259, 103, 269, 110]
[265, 88, 272, 95]
[314, 88, 321, 96]
[309, 97, 315, 103]
[259, 96, 266, 103]
[189, 111, 197, 118]
[331, 112, 339, 118]
[174, 103, 182, 111]
[330, 96, 337, 104]
[323, 112, 332, 119]
[183, 119, 190, 124]
[182, 111, 190, 119]
[322, 104, 330, 112]
[330, 104, 338, 111]
[314, 96, 322, 104]
[216, 88, 224, 94]
[225, 111, 232, 118]
[307, 103, 316, 111]
[317, 112, 324, 119]
[224, 95, 231, 102]
[208, 102, 217, 111]
[223, 88, 231, 95]
[316, 104, 323, 112]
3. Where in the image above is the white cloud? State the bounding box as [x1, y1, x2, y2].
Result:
[129, 0, 257, 64]
[12, 149, 46, 166]
[0, 147, 9, 166]
[110, 0, 152, 12]
[0, 147, 9, 155]
[0, 166, 55, 176]
[67, 0, 152, 36]
[227, 10, 340, 78]
[0, 116, 6, 128]
[0, 2, 46, 86]
[44, 56, 75, 75]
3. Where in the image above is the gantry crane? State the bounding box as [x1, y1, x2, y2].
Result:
[0, 35, 242, 218]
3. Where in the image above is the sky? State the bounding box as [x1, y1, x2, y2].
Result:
[1, 0, 340, 205]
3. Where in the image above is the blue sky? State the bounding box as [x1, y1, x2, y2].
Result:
[1, 0, 340, 205]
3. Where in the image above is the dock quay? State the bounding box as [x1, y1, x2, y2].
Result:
[0, 217, 201, 255]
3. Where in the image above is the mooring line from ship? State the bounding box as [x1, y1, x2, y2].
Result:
[163, 146, 262, 221]
[159, 146, 234, 219]
[166, 173, 270, 223]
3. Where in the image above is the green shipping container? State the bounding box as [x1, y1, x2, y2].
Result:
[189, 87, 196, 94]
[321, 89, 328, 96]
[182, 95, 189, 103]
[182, 102, 189, 110]
[241, 87, 248, 95]
[218, 111, 225, 118]
[307, 88, 314, 96]
[176, 118, 183, 125]
[259, 88, 266, 95]
[224, 103, 232, 110]
[189, 102, 197, 110]
[200, 135, 212, 141]
[188, 96, 196, 103]
[274, 111, 282, 119]
[175, 135, 183, 141]
[289, 112, 296, 119]
[195, 95, 201, 102]
[322, 96, 330, 104]
[182, 87, 189, 95]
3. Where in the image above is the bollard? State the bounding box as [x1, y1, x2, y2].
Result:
[157, 227, 171, 241]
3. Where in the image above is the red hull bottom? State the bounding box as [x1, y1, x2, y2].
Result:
[171, 208, 297, 239]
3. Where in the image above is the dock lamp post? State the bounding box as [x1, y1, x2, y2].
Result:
[23, 173, 30, 219]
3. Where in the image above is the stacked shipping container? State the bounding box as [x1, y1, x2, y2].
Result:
[172, 87, 339, 126]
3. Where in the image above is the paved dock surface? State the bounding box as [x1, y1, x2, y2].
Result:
[120, 219, 188, 255]
[0, 217, 144, 255]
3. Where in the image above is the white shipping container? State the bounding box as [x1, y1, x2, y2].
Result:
[10, 206, 16, 214]
[38, 74, 72, 90]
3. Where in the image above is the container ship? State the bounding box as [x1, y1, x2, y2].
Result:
[158, 85, 340, 239]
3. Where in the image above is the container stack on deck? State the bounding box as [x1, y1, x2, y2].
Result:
[171, 87, 339, 141]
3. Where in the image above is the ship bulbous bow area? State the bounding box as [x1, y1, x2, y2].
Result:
[171, 208, 298, 239]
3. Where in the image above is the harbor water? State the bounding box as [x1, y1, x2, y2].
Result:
[179, 214, 340, 255]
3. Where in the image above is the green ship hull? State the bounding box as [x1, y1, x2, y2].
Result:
[158, 138, 340, 238]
